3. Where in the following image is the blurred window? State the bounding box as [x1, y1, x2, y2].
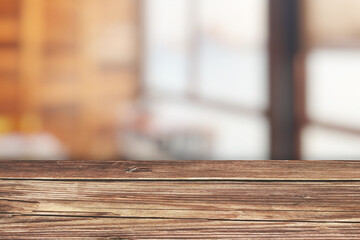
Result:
[198, 0, 268, 110]
[302, 0, 360, 160]
[142, 0, 269, 159]
[144, 0, 190, 94]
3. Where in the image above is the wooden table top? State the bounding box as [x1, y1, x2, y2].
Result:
[1, 160, 360, 239]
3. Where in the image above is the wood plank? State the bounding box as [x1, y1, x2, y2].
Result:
[1, 160, 360, 180]
[2, 180, 360, 222]
[1, 215, 360, 239]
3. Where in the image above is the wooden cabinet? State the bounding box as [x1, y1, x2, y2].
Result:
[0, 0, 139, 159]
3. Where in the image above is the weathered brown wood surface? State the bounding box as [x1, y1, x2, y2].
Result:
[1, 160, 360, 180]
[1, 160, 360, 239]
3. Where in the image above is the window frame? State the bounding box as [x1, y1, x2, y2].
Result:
[140, 0, 360, 160]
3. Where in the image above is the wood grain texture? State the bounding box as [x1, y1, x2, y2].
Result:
[1, 160, 360, 180]
[2, 216, 360, 239]
[1, 180, 360, 222]
[2, 160, 360, 239]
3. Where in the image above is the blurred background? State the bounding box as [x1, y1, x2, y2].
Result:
[0, 0, 360, 160]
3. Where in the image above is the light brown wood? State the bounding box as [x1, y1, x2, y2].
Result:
[2, 180, 360, 222]
[2, 216, 360, 239]
[1, 160, 360, 239]
[1, 160, 360, 180]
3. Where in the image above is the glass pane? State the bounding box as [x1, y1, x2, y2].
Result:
[140, 0, 270, 160]
[307, 49, 360, 129]
[303, 0, 360, 160]
[144, 0, 190, 95]
[198, 0, 268, 110]
[302, 125, 360, 160]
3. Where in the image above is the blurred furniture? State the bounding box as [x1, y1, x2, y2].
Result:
[122, 129, 213, 160]
[0, 133, 67, 160]
[120, 105, 213, 160]
[0, 0, 139, 159]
